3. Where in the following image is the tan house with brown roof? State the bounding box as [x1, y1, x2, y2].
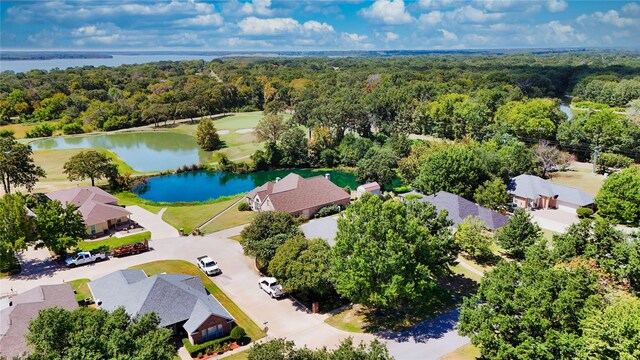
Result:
[0, 284, 78, 359]
[245, 173, 351, 218]
[46, 186, 131, 236]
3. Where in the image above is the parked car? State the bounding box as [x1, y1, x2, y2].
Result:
[197, 255, 221, 276]
[65, 251, 106, 268]
[259, 277, 285, 298]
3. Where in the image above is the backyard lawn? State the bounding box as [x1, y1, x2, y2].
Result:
[76, 231, 150, 252]
[201, 206, 257, 234]
[439, 344, 481, 360]
[68, 278, 91, 302]
[161, 196, 242, 234]
[549, 168, 605, 196]
[129, 260, 264, 341]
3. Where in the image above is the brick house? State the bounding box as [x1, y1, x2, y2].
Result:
[245, 173, 351, 218]
[507, 174, 594, 213]
[88, 270, 234, 344]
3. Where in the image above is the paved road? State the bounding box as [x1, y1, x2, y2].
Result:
[128, 205, 179, 239]
[1, 208, 470, 358]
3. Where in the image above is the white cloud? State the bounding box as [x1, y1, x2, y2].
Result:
[342, 32, 368, 42]
[72, 25, 107, 37]
[419, 0, 455, 9]
[439, 29, 458, 41]
[447, 6, 504, 23]
[238, 16, 300, 35]
[622, 2, 640, 15]
[27, 30, 56, 47]
[547, 0, 567, 13]
[302, 20, 334, 33]
[360, 0, 414, 25]
[577, 10, 636, 28]
[475, 0, 517, 11]
[419, 11, 443, 26]
[175, 14, 223, 27]
[240, 0, 273, 16]
[377, 31, 400, 41]
[530, 20, 585, 45]
[225, 37, 272, 48]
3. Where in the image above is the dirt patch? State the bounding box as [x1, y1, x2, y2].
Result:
[235, 128, 254, 134]
[217, 130, 230, 135]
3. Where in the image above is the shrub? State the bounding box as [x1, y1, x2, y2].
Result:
[577, 208, 594, 219]
[343, 185, 352, 194]
[0, 129, 15, 138]
[26, 123, 54, 138]
[61, 122, 84, 135]
[597, 152, 633, 173]
[230, 326, 246, 341]
[238, 201, 251, 211]
[403, 194, 423, 201]
[315, 204, 341, 218]
[182, 336, 232, 357]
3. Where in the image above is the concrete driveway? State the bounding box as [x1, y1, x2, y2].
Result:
[127, 205, 179, 239]
[300, 217, 339, 246]
[529, 208, 578, 232]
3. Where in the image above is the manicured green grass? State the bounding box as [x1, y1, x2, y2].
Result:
[229, 235, 243, 242]
[129, 260, 265, 341]
[324, 304, 367, 333]
[76, 231, 150, 252]
[113, 192, 163, 214]
[222, 349, 249, 360]
[450, 263, 483, 283]
[68, 278, 91, 302]
[0, 120, 60, 139]
[439, 344, 481, 360]
[549, 169, 604, 196]
[201, 207, 257, 234]
[162, 197, 242, 234]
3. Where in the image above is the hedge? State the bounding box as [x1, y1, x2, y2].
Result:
[577, 208, 594, 219]
[182, 335, 232, 357]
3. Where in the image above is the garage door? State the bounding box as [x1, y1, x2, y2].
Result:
[556, 201, 578, 213]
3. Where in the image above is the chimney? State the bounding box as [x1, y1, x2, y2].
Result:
[275, 177, 281, 183]
[325, 173, 330, 180]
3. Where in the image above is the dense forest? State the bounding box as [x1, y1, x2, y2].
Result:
[1, 52, 639, 160]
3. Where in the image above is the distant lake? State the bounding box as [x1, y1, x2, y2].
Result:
[135, 169, 359, 203]
[0, 54, 219, 73]
[30, 132, 211, 172]
[559, 103, 573, 120]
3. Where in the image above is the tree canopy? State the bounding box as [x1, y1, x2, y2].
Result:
[0, 193, 35, 273]
[595, 166, 640, 225]
[196, 117, 223, 151]
[63, 150, 118, 187]
[0, 137, 45, 193]
[240, 211, 302, 267]
[495, 208, 541, 259]
[34, 199, 86, 255]
[330, 195, 456, 308]
[248, 337, 393, 360]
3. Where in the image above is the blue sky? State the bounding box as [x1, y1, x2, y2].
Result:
[1, 1, 639, 51]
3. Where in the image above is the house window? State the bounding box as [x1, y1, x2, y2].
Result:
[201, 329, 207, 340]
[90, 225, 96, 234]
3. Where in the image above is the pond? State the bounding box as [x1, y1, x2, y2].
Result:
[30, 132, 211, 172]
[135, 169, 360, 203]
[559, 103, 573, 120]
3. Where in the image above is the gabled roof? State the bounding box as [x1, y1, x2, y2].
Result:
[358, 182, 381, 191]
[88, 270, 233, 334]
[246, 173, 350, 214]
[401, 190, 508, 231]
[46, 186, 130, 225]
[0, 285, 78, 359]
[507, 174, 595, 206]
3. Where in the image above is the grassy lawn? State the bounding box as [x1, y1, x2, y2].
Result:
[450, 263, 483, 283]
[76, 231, 150, 252]
[68, 278, 91, 302]
[0, 120, 60, 139]
[113, 192, 164, 214]
[439, 344, 481, 360]
[324, 304, 367, 333]
[222, 349, 249, 360]
[549, 168, 605, 196]
[202, 207, 256, 234]
[162, 197, 242, 234]
[129, 260, 264, 341]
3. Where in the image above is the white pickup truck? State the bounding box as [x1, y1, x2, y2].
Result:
[197, 255, 221, 276]
[65, 251, 106, 268]
[259, 277, 285, 298]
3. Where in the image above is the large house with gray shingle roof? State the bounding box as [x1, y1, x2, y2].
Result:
[46, 186, 131, 236]
[507, 174, 594, 213]
[245, 173, 350, 218]
[400, 190, 508, 231]
[88, 270, 234, 344]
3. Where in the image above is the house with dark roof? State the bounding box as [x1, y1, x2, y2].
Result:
[88, 270, 234, 344]
[245, 173, 351, 218]
[400, 190, 509, 231]
[507, 174, 594, 213]
[46, 186, 131, 236]
[0, 284, 78, 359]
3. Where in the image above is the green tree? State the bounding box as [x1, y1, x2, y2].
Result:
[494, 98, 566, 138]
[580, 297, 640, 359]
[454, 216, 494, 261]
[355, 148, 398, 189]
[269, 237, 333, 298]
[459, 261, 603, 360]
[27, 307, 176, 360]
[595, 166, 640, 225]
[255, 113, 287, 143]
[474, 178, 511, 211]
[248, 337, 393, 360]
[414, 146, 487, 199]
[35, 199, 86, 255]
[0, 137, 45, 193]
[0, 193, 36, 273]
[495, 208, 541, 259]
[278, 127, 307, 166]
[196, 117, 223, 151]
[597, 152, 633, 173]
[330, 195, 456, 308]
[240, 211, 302, 266]
[63, 150, 118, 187]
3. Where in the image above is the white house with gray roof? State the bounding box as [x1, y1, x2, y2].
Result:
[88, 270, 234, 344]
[507, 174, 595, 213]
